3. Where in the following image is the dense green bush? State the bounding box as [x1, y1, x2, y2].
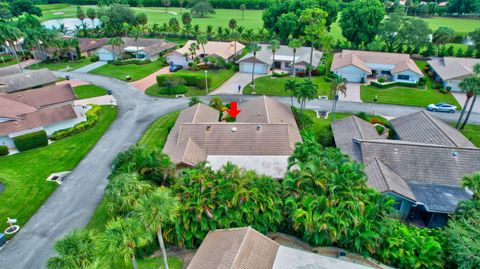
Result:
[433, 83, 443, 89]
[90, 55, 99, 62]
[50, 106, 102, 141]
[164, 163, 283, 248]
[378, 77, 386, 83]
[0, 145, 8, 156]
[13, 130, 48, 151]
[418, 77, 427, 86]
[157, 85, 188, 95]
[370, 81, 418, 89]
[375, 125, 385, 135]
[291, 106, 313, 129]
[156, 73, 211, 89]
[113, 59, 151, 65]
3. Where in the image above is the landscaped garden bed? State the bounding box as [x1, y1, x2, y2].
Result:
[243, 75, 331, 97]
[0, 105, 117, 238]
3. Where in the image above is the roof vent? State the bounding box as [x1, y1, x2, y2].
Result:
[231, 127, 237, 132]
[256, 125, 261, 130]
[452, 151, 459, 157]
[206, 125, 211, 131]
[257, 113, 261, 116]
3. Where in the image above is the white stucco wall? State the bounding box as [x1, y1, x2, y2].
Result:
[393, 70, 421, 83]
[167, 54, 189, 67]
[0, 136, 14, 148]
[96, 48, 115, 61]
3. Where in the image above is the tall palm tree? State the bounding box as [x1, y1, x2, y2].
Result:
[47, 230, 96, 269]
[107, 37, 123, 61]
[197, 34, 208, 59]
[268, 39, 280, 73]
[100, 218, 152, 269]
[104, 173, 152, 216]
[295, 79, 318, 111]
[456, 78, 475, 129]
[0, 24, 24, 71]
[229, 31, 241, 56]
[284, 79, 298, 106]
[135, 188, 179, 269]
[246, 42, 262, 87]
[330, 76, 348, 122]
[460, 63, 480, 129]
[130, 26, 142, 59]
[288, 38, 303, 77]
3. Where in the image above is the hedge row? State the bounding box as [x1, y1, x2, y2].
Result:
[156, 73, 211, 89]
[112, 59, 152, 66]
[0, 145, 8, 156]
[50, 105, 102, 141]
[370, 81, 419, 89]
[13, 130, 48, 152]
[158, 85, 188, 95]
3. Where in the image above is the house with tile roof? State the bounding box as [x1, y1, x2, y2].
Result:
[0, 69, 57, 93]
[163, 96, 301, 178]
[0, 84, 86, 149]
[331, 50, 423, 83]
[95, 38, 176, 61]
[428, 57, 480, 92]
[237, 45, 322, 74]
[187, 227, 374, 269]
[166, 40, 245, 67]
[331, 111, 479, 228]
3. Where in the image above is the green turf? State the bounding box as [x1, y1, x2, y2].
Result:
[304, 110, 352, 133]
[243, 75, 331, 97]
[418, 16, 480, 35]
[145, 68, 235, 97]
[0, 106, 117, 237]
[458, 123, 480, 147]
[0, 57, 18, 68]
[138, 111, 180, 149]
[74, 84, 108, 99]
[27, 58, 92, 71]
[89, 61, 166, 81]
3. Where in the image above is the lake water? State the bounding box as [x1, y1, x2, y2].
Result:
[42, 18, 101, 32]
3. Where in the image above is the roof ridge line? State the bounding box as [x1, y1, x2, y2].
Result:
[359, 138, 480, 150]
[263, 95, 271, 123]
[230, 227, 251, 267]
[352, 116, 365, 139]
[422, 111, 460, 147]
[192, 104, 201, 123]
[375, 158, 393, 191]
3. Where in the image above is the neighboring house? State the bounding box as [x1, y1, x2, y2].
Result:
[163, 96, 301, 178]
[331, 111, 480, 228]
[187, 226, 373, 269]
[0, 84, 86, 148]
[237, 45, 323, 74]
[36, 37, 109, 60]
[0, 68, 57, 93]
[95, 38, 176, 61]
[428, 57, 480, 92]
[331, 50, 423, 83]
[78, 38, 109, 57]
[166, 40, 245, 67]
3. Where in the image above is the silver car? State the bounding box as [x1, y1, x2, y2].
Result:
[427, 103, 456, 113]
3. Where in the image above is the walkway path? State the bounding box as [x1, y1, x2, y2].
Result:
[339, 83, 362, 102]
[452, 92, 480, 113]
[74, 61, 107, 73]
[74, 95, 117, 106]
[209, 72, 267, 95]
[130, 66, 170, 92]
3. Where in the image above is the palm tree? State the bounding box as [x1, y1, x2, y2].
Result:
[267, 39, 280, 73]
[0, 24, 24, 71]
[100, 218, 152, 269]
[135, 188, 179, 269]
[209, 96, 224, 111]
[87, 8, 96, 27]
[104, 173, 152, 216]
[246, 42, 262, 87]
[47, 230, 96, 269]
[197, 34, 208, 59]
[130, 26, 142, 59]
[107, 37, 123, 61]
[462, 173, 480, 200]
[330, 76, 348, 122]
[456, 78, 475, 129]
[284, 79, 298, 106]
[295, 80, 318, 111]
[122, 22, 131, 38]
[229, 31, 241, 56]
[288, 38, 303, 77]
[460, 63, 480, 129]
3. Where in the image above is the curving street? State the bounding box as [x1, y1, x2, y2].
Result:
[0, 72, 479, 269]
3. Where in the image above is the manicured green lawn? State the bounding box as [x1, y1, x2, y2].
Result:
[74, 85, 108, 99]
[89, 61, 166, 81]
[304, 110, 352, 134]
[0, 106, 117, 236]
[243, 75, 331, 97]
[145, 68, 235, 97]
[28, 58, 92, 71]
[418, 16, 480, 35]
[0, 57, 18, 68]
[459, 124, 480, 147]
[138, 111, 180, 149]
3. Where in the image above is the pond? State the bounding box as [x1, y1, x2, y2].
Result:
[42, 18, 101, 33]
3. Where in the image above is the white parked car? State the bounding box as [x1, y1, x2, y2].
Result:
[427, 103, 457, 113]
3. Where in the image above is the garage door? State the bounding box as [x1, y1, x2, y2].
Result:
[338, 72, 364, 82]
[97, 52, 114, 61]
[240, 62, 268, 74]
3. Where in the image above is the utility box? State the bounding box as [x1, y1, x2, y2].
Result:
[0, 233, 6, 247]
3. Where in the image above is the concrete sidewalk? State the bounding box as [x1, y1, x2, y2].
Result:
[130, 66, 170, 92]
[452, 92, 480, 113]
[74, 61, 107, 73]
[209, 72, 267, 95]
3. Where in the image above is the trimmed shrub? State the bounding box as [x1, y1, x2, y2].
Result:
[446, 86, 452, 92]
[272, 72, 289, 78]
[418, 77, 427, 86]
[433, 83, 442, 89]
[370, 81, 418, 89]
[50, 106, 102, 140]
[360, 77, 365, 83]
[90, 55, 99, 62]
[113, 59, 152, 65]
[0, 145, 8, 156]
[375, 125, 385, 135]
[156, 73, 211, 89]
[13, 130, 48, 151]
[388, 127, 396, 139]
[378, 77, 386, 83]
[157, 85, 188, 95]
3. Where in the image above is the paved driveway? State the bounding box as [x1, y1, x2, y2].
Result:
[130, 66, 170, 92]
[452, 92, 480, 113]
[338, 83, 362, 102]
[74, 61, 107, 73]
[209, 72, 267, 95]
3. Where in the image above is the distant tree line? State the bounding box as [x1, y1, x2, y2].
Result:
[41, 0, 273, 9]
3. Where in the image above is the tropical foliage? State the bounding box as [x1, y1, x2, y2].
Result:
[163, 162, 283, 248]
